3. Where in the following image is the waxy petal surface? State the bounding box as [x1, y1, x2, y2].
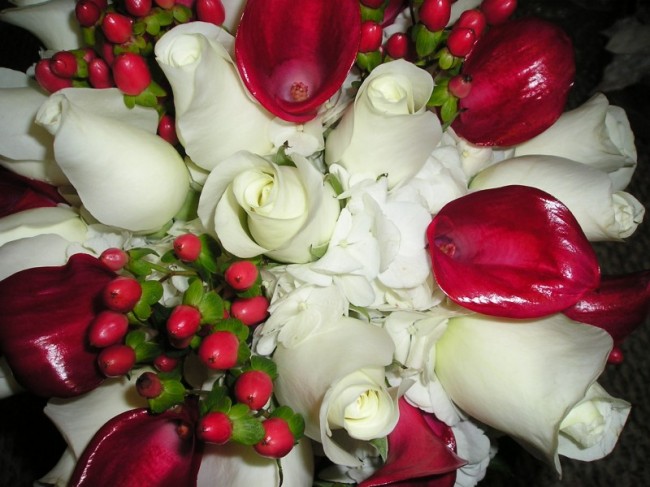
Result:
[0, 166, 65, 218]
[427, 186, 600, 318]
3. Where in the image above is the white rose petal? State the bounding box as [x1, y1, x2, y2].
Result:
[0, 206, 86, 248]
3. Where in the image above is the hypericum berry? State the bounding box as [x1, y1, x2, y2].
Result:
[153, 354, 179, 372]
[608, 346, 624, 365]
[254, 418, 294, 459]
[481, 0, 517, 25]
[166, 304, 201, 340]
[198, 331, 239, 370]
[88, 58, 114, 88]
[75, 0, 102, 27]
[154, 0, 175, 8]
[50, 51, 79, 78]
[447, 74, 472, 99]
[418, 0, 452, 32]
[197, 411, 232, 444]
[87, 310, 129, 348]
[158, 114, 178, 145]
[102, 276, 142, 313]
[112, 53, 151, 96]
[360, 0, 385, 8]
[447, 27, 477, 58]
[234, 370, 273, 410]
[101, 12, 133, 45]
[125, 0, 153, 17]
[195, 0, 226, 26]
[99, 248, 129, 271]
[224, 261, 259, 292]
[359, 21, 383, 53]
[34, 59, 73, 93]
[136, 371, 163, 398]
[230, 296, 269, 326]
[456, 9, 487, 38]
[385, 33, 409, 59]
[97, 344, 136, 377]
[173, 234, 202, 262]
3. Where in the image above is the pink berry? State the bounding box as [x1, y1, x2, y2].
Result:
[360, 0, 385, 7]
[101, 12, 133, 45]
[197, 411, 232, 444]
[102, 276, 142, 313]
[112, 53, 151, 96]
[136, 371, 163, 398]
[447, 74, 472, 99]
[166, 304, 201, 340]
[447, 27, 476, 58]
[419, 0, 451, 32]
[153, 354, 179, 372]
[224, 261, 259, 292]
[457, 9, 487, 38]
[254, 418, 294, 459]
[158, 114, 178, 145]
[100, 248, 129, 271]
[234, 370, 273, 410]
[481, 0, 517, 25]
[195, 0, 226, 26]
[173, 234, 202, 262]
[198, 331, 239, 370]
[50, 51, 78, 78]
[88, 58, 114, 88]
[97, 344, 136, 377]
[75, 0, 102, 27]
[87, 310, 129, 348]
[359, 21, 383, 53]
[34, 59, 72, 93]
[385, 33, 409, 59]
[608, 346, 624, 365]
[230, 296, 269, 327]
[125, 0, 153, 17]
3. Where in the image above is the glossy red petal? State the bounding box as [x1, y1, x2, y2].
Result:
[452, 17, 575, 146]
[0, 167, 65, 218]
[359, 399, 464, 487]
[563, 270, 650, 344]
[427, 186, 600, 318]
[69, 403, 202, 487]
[235, 0, 360, 122]
[0, 254, 115, 397]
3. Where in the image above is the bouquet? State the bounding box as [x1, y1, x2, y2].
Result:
[0, 0, 647, 485]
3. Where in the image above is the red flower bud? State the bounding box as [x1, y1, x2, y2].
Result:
[359, 20, 383, 53]
[446, 26, 476, 57]
[418, 0, 451, 32]
[50, 50, 79, 78]
[481, 0, 518, 25]
[452, 18, 575, 146]
[34, 59, 73, 93]
[101, 12, 133, 45]
[195, 0, 226, 26]
[88, 57, 114, 88]
[75, 0, 102, 27]
[112, 52, 151, 95]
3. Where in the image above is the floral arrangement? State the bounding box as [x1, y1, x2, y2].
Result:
[0, 0, 648, 485]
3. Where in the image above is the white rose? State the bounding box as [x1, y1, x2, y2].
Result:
[514, 93, 637, 191]
[273, 316, 398, 466]
[452, 420, 492, 487]
[0, 206, 86, 248]
[36, 88, 190, 233]
[155, 22, 274, 171]
[435, 313, 622, 474]
[198, 151, 340, 263]
[325, 59, 442, 188]
[470, 155, 645, 241]
[0, 233, 81, 281]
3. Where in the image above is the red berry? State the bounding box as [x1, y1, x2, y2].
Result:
[87, 310, 129, 348]
[99, 248, 129, 271]
[50, 51, 78, 78]
[112, 53, 151, 96]
[154, 0, 175, 8]
[88, 0, 108, 9]
[153, 354, 179, 372]
[97, 344, 136, 377]
[34, 59, 72, 93]
[102, 276, 142, 313]
[385, 33, 409, 59]
[197, 411, 232, 444]
[88, 58, 114, 88]
[173, 234, 202, 262]
[447, 74, 472, 99]
[195, 0, 226, 26]
[198, 331, 239, 370]
[254, 418, 294, 458]
[608, 346, 624, 365]
[481, 0, 517, 25]
[125, 0, 153, 17]
[224, 261, 259, 292]
[447, 27, 477, 58]
[166, 304, 201, 340]
[230, 296, 269, 326]
[234, 370, 273, 410]
[136, 371, 163, 398]
[75, 0, 102, 27]
[360, 0, 385, 7]
[419, 0, 451, 32]
[359, 21, 383, 53]
[457, 9, 487, 38]
[101, 13, 133, 45]
[158, 114, 178, 145]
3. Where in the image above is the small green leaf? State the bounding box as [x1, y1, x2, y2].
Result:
[250, 355, 278, 380]
[415, 24, 440, 58]
[271, 406, 305, 439]
[440, 95, 458, 124]
[196, 234, 221, 274]
[356, 51, 382, 72]
[160, 249, 177, 264]
[201, 384, 232, 415]
[82, 26, 96, 47]
[174, 188, 201, 221]
[228, 403, 250, 420]
[172, 4, 192, 23]
[142, 280, 164, 304]
[428, 82, 450, 107]
[148, 80, 167, 97]
[359, 3, 385, 23]
[123, 95, 136, 109]
[148, 378, 186, 413]
[438, 48, 456, 70]
[183, 278, 205, 307]
[125, 330, 146, 349]
[214, 318, 249, 342]
[145, 16, 161, 36]
[134, 90, 159, 108]
[132, 299, 152, 320]
[134, 341, 163, 362]
[155, 8, 174, 26]
[231, 417, 265, 445]
[199, 291, 225, 324]
[370, 436, 388, 461]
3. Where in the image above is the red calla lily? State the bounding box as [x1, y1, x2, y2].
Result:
[69, 402, 202, 487]
[0, 167, 65, 218]
[0, 253, 115, 397]
[427, 185, 600, 318]
[563, 270, 650, 344]
[360, 399, 465, 487]
[451, 17, 575, 146]
[235, 0, 361, 122]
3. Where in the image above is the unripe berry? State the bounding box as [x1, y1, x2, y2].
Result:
[254, 418, 294, 459]
[173, 234, 202, 262]
[88, 58, 114, 88]
[481, 0, 517, 25]
[97, 344, 136, 377]
[87, 310, 129, 348]
[125, 0, 153, 17]
[447, 27, 476, 58]
[102, 276, 142, 313]
[112, 52, 151, 96]
[50, 51, 79, 78]
[34, 59, 73, 93]
[136, 371, 163, 398]
[197, 411, 232, 444]
[457, 9, 487, 38]
[385, 33, 409, 59]
[166, 304, 202, 340]
[419, 0, 451, 32]
[224, 261, 259, 292]
[447, 74, 472, 99]
[75, 0, 102, 27]
[359, 21, 382, 53]
[230, 296, 269, 327]
[195, 0, 226, 26]
[153, 353, 180, 372]
[198, 331, 239, 370]
[101, 13, 133, 45]
[158, 114, 178, 145]
[100, 248, 129, 271]
[234, 370, 273, 410]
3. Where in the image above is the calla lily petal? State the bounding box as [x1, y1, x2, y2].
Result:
[0, 166, 65, 217]
[427, 185, 600, 318]
[235, 0, 361, 122]
[0, 253, 114, 397]
[0, 206, 87, 248]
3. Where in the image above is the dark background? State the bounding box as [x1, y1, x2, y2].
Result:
[1, 0, 649, 485]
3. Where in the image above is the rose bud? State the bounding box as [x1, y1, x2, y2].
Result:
[112, 52, 152, 96]
[34, 59, 73, 93]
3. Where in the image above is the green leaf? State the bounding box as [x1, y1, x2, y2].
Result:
[82, 26, 96, 47]
[199, 291, 225, 324]
[125, 330, 146, 349]
[172, 4, 192, 23]
[183, 278, 205, 307]
[228, 403, 250, 420]
[370, 436, 388, 461]
[356, 51, 382, 72]
[145, 16, 161, 36]
[155, 8, 174, 26]
[271, 406, 305, 439]
[123, 95, 136, 109]
[359, 3, 384, 23]
[415, 25, 440, 58]
[438, 48, 455, 70]
[440, 95, 458, 124]
[237, 340, 252, 365]
[134, 341, 163, 362]
[148, 378, 186, 413]
[125, 259, 153, 278]
[129, 247, 160, 260]
[134, 90, 159, 108]
[196, 234, 221, 274]
[174, 188, 201, 221]
[201, 384, 232, 415]
[231, 416, 265, 445]
[428, 81, 450, 108]
[160, 249, 177, 264]
[214, 318, 249, 342]
[132, 299, 152, 320]
[148, 80, 167, 97]
[141, 280, 164, 305]
[250, 355, 278, 380]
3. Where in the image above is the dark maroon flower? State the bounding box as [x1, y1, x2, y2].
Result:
[0, 167, 65, 218]
[234, 0, 361, 122]
[360, 399, 465, 486]
[0, 254, 116, 397]
[427, 186, 600, 318]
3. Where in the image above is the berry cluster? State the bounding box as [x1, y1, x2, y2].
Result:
[90, 233, 303, 459]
